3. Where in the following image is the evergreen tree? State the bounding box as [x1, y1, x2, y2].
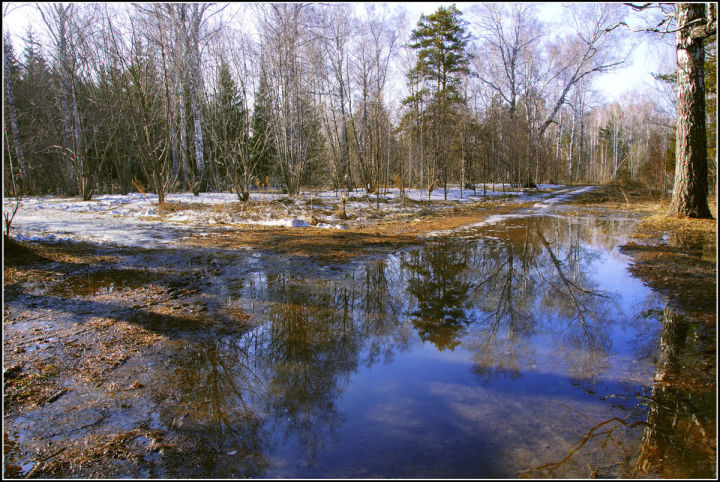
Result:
[408, 4, 471, 199]
[209, 60, 251, 199]
[250, 66, 275, 185]
[409, 4, 470, 102]
[16, 27, 59, 193]
[3, 34, 25, 187]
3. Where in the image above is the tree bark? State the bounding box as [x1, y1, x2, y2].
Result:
[670, 3, 713, 218]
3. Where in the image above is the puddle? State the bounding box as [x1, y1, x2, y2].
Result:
[149, 213, 682, 477]
[3, 433, 34, 478]
[5, 210, 715, 478]
[46, 268, 164, 297]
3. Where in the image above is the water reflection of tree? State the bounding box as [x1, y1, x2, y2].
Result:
[172, 333, 271, 477]
[464, 217, 613, 381]
[467, 225, 537, 379]
[162, 213, 654, 476]
[263, 273, 359, 466]
[535, 225, 611, 379]
[635, 306, 716, 478]
[402, 244, 473, 351]
[357, 258, 413, 366]
[527, 304, 716, 478]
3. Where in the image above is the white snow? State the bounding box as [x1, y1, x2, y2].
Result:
[3, 184, 586, 249]
[532, 185, 598, 209]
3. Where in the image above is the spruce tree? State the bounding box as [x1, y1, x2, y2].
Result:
[210, 60, 252, 199]
[250, 67, 275, 185]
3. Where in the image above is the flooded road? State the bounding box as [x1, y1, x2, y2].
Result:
[3, 201, 715, 478]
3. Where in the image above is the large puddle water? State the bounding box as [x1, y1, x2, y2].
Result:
[7, 207, 716, 478]
[155, 212, 672, 478]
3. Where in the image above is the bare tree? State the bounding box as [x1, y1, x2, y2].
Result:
[539, 4, 627, 139]
[38, 3, 89, 197]
[321, 3, 355, 193]
[258, 3, 322, 196]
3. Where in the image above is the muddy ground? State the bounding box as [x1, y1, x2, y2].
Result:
[3, 183, 717, 478]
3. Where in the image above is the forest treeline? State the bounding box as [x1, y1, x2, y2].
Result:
[2, 3, 717, 202]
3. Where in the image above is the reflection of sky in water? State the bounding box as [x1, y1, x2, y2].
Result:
[175, 214, 666, 478]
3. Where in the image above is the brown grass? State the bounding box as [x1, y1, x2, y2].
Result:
[634, 200, 717, 242]
[183, 200, 537, 261]
[570, 179, 669, 212]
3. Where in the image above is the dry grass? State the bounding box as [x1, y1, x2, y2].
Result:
[3, 359, 65, 413]
[36, 427, 165, 478]
[183, 199, 537, 262]
[570, 179, 669, 212]
[634, 199, 717, 242]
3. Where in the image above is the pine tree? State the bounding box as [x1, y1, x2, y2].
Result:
[408, 4, 471, 199]
[409, 4, 470, 103]
[670, 3, 715, 218]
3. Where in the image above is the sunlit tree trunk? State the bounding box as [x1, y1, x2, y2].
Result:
[670, 3, 714, 218]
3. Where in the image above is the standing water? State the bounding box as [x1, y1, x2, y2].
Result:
[162, 211, 666, 478]
[6, 201, 713, 478]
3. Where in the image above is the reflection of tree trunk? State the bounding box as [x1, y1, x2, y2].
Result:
[635, 306, 696, 476]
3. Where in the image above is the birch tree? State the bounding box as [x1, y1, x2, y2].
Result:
[38, 3, 89, 197]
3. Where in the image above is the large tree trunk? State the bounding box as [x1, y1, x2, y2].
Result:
[670, 3, 713, 218]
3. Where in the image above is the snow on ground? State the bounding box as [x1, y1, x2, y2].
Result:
[2, 184, 580, 249]
[531, 185, 598, 209]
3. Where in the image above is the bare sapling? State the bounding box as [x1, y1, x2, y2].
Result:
[4, 130, 22, 237]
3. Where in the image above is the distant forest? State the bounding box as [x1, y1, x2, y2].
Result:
[3, 3, 716, 202]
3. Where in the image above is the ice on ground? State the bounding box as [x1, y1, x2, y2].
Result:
[532, 185, 598, 209]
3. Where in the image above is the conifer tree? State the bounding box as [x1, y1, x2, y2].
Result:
[250, 66, 275, 185]
[408, 4, 471, 199]
[210, 60, 247, 195]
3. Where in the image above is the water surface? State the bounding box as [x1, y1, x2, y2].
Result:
[164, 212, 668, 478]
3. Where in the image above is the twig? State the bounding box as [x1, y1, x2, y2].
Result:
[617, 185, 630, 206]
